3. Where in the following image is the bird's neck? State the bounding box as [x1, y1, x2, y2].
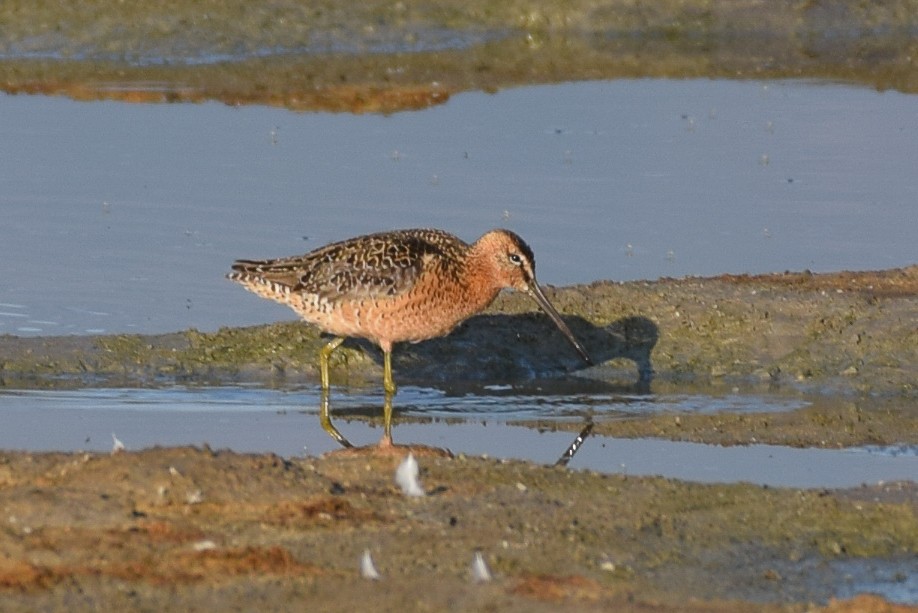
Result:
[461, 249, 503, 313]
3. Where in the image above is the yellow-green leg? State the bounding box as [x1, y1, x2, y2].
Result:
[379, 349, 396, 447]
[319, 338, 397, 448]
[319, 337, 345, 391]
[380, 389, 394, 447]
[382, 349, 397, 395]
[318, 388, 353, 448]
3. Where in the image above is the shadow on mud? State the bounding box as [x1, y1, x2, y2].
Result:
[340, 313, 658, 390]
[323, 313, 657, 448]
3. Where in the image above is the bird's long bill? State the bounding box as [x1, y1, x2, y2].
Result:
[526, 281, 593, 365]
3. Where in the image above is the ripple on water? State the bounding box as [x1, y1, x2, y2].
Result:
[854, 444, 918, 458]
[805, 557, 917, 606]
[0, 386, 914, 491]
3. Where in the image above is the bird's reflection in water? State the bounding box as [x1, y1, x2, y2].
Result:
[317, 390, 595, 465]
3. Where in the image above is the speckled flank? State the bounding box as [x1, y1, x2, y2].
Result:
[228, 227, 589, 378]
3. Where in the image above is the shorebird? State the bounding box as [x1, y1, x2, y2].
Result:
[228, 228, 591, 445]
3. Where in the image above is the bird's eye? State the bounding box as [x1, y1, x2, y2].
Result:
[508, 253, 522, 266]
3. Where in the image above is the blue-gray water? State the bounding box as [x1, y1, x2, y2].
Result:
[1, 74, 916, 494]
[1, 77, 915, 498]
[1, 386, 915, 491]
[2, 81, 916, 603]
[0, 385, 915, 604]
[2, 79, 916, 336]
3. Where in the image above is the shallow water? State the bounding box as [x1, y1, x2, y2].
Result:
[829, 558, 918, 605]
[2, 82, 916, 603]
[2, 79, 917, 336]
[1, 386, 915, 490]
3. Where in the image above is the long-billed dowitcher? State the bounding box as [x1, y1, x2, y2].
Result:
[228, 228, 591, 445]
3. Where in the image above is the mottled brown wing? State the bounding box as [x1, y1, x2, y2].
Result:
[230, 229, 465, 304]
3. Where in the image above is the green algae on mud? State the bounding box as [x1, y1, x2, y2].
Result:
[520, 396, 918, 450]
[2, 267, 916, 394]
[0, 447, 913, 610]
[2, 0, 918, 112]
[0, 268, 916, 448]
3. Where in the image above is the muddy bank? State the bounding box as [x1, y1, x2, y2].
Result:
[2, 4, 916, 609]
[1, 267, 916, 448]
[0, 266, 914, 610]
[3, 267, 915, 393]
[0, 446, 913, 612]
[2, 0, 918, 112]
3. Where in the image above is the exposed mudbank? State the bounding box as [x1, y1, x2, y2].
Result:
[2, 267, 916, 448]
[2, 0, 918, 112]
[0, 447, 913, 611]
[1, 4, 916, 607]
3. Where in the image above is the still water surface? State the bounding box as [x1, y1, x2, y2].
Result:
[1, 80, 916, 604]
[1, 80, 916, 486]
[1, 386, 915, 490]
[1, 79, 916, 336]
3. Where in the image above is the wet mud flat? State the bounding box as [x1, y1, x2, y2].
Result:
[0, 447, 915, 612]
[2, 2, 917, 606]
[3, 0, 918, 112]
[3, 267, 916, 447]
[0, 269, 916, 610]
